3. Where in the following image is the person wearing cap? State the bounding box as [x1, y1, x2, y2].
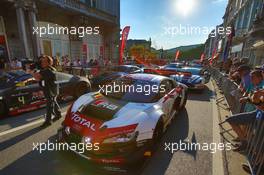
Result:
[31, 55, 62, 127]
[237, 65, 252, 94]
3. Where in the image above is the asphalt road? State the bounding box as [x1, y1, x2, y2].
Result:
[0, 82, 215, 175]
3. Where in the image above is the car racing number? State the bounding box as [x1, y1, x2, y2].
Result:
[10, 88, 45, 109]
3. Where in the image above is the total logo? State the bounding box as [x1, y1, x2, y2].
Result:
[71, 113, 96, 131]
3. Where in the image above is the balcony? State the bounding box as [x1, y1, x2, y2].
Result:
[44, 0, 118, 24]
[249, 7, 264, 39]
[232, 28, 248, 45]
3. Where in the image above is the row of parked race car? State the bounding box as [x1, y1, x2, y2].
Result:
[0, 62, 210, 165]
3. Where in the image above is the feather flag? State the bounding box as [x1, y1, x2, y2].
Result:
[119, 26, 130, 65]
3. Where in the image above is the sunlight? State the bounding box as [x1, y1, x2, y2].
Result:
[174, 0, 196, 17]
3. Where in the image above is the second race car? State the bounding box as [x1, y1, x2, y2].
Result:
[0, 70, 91, 117]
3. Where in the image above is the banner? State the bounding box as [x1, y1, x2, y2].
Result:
[210, 43, 218, 65]
[200, 53, 205, 62]
[119, 26, 130, 65]
[175, 50, 180, 61]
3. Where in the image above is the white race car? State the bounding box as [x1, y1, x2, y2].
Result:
[57, 73, 187, 164]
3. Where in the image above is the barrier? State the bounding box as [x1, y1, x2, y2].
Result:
[210, 67, 244, 114]
[210, 67, 264, 175]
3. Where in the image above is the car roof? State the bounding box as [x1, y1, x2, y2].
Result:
[127, 73, 168, 83]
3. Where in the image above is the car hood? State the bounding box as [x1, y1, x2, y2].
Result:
[64, 92, 153, 142]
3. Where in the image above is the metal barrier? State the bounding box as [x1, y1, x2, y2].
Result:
[245, 111, 264, 175]
[210, 67, 264, 175]
[210, 67, 244, 114]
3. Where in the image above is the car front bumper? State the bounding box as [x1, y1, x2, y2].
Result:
[57, 127, 152, 165]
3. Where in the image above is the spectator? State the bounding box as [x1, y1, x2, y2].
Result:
[225, 70, 264, 152]
[11, 58, 22, 70]
[88, 59, 94, 67]
[241, 70, 264, 112]
[0, 58, 5, 75]
[237, 65, 252, 94]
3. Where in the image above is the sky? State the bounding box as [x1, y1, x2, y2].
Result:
[121, 0, 228, 49]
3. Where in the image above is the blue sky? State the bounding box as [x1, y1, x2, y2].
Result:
[121, 0, 228, 49]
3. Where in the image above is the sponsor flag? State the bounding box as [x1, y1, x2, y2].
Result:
[119, 26, 130, 65]
[200, 53, 205, 62]
[175, 50, 180, 61]
[210, 43, 218, 65]
[223, 26, 235, 62]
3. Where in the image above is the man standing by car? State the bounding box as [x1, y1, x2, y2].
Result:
[30, 55, 62, 127]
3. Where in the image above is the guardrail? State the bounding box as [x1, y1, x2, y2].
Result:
[210, 67, 264, 175]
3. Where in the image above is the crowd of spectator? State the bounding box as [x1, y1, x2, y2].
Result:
[211, 57, 264, 174]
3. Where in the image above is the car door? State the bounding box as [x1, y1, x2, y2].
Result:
[159, 80, 175, 123]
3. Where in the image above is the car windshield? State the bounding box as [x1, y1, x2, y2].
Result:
[102, 76, 160, 103]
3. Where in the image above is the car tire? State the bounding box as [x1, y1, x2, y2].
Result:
[0, 101, 8, 118]
[180, 90, 188, 110]
[152, 119, 163, 145]
[74, 81, 90, 98]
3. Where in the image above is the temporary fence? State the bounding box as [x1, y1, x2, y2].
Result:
[210, 67, 264, 175]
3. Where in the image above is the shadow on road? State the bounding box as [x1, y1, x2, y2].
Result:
[142, 108, 190, 175]
[0, 126, 43, 152]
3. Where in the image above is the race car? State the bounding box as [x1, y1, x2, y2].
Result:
[57, 73, 188, 164]
[143, 68, 206, 90]
[0, 70, 91, 117]
[164, 63, 210, 83]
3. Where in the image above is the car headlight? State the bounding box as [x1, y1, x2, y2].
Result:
[82, 136, 92, 144]
[65, 126, 71, 135]
[102, 131, 138, 144]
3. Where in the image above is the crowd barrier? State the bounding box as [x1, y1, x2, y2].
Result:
[209, 67, 264, 175]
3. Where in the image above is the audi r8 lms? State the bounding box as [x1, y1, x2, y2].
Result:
[57, 73, 187, 164]
[0, 70, 91, 117]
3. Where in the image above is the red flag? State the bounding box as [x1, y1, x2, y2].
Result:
[175, 50, 180, 61]
[119, 26, 130, 65]
[210, 44, 218, 65]
[200, 53, 205, 62]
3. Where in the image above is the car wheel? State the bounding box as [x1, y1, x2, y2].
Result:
[152, 119, 163, 145]
[74, 81, 90, 98]
[180, 90, 188, 110]
[0, 101, 8, 118]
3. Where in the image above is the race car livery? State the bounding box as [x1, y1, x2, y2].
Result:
[0, 70, 91, 117]
[58, 73, 188, 164]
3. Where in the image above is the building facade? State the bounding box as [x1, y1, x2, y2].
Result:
[204, 0, 264, 67]
[0, 0, 120, 63]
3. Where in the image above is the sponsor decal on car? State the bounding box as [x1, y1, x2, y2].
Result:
[71, 113, 96, 131]
[91, 99, 118, 111]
